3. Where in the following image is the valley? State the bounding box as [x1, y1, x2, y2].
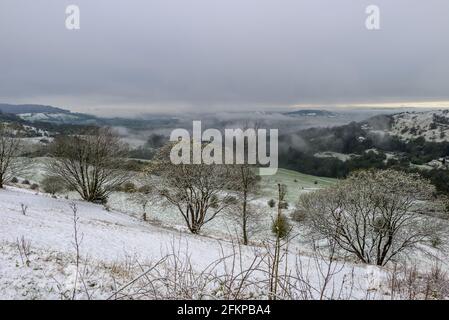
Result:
[1, 103, 449, 300]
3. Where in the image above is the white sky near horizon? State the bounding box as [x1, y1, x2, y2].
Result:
[0, 0, 448, 116]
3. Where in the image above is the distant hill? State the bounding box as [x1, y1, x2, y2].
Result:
[284, 109, 336, 117]
[0, 103, 69, 114]
[389, 110, 449, 142]
[360, 110, 449, 142]
[0, 102, 178, 130]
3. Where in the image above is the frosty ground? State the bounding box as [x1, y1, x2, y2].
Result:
[2, 157, 448, 300]
[0, 185, 395, 300]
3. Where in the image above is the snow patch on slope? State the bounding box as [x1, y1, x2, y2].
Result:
[390, 110, 449, 142]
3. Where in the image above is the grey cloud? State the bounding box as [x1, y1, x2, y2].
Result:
[0, 0, 448, 115]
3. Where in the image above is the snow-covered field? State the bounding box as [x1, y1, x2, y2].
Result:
[16, 159, 332, 240]
[3, 159, 448, 300]
[0, 187, 251, 299]
[0, 186, 396, 300]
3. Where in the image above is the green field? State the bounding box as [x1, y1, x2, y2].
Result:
[259, 168, 338, 204]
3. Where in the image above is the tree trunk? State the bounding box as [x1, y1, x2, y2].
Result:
[190, 224, 201, 234]
[242, 190, 248, 245]
[269, 184, 283, 300]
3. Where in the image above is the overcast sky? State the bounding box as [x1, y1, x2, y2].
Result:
[0, 0, 448, 116]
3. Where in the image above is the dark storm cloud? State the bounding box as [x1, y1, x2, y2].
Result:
[0, 0, 448, 114]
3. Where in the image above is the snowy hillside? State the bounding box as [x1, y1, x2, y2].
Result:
[389, 110, 449, 142]
[0, 186, 392, 300]
[18, 112, 89, 123]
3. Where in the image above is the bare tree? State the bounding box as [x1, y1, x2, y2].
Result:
[269, 183, 289, 299]
[47, 127, 130, 203]
[228, 164, 261, 245]
[146, 142, 236, 234]
[16, 236, 32, 267]
[228, 121, 263, 245]
[0, 124, 24, 188]
[70, 203, 82, 300]
[299, 169, 441, 266]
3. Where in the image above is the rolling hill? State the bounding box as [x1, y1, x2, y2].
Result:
[0, 103, 68, 114]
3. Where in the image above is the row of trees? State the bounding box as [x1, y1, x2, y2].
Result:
[0, 125, 264, 243]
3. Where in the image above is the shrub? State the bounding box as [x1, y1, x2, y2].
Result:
[267, 199, 276, 208]
[92, 196, 108, 205]
[11, 177, 19, 183]
[431, 234, 443, 249]
[30, 183, 39, 190]
[300, 169, 441, 266]
[41, 176, 66, 195]
[291, 208, 308, 223]
[138, 185, 152, 194]
[271, 214, 291, 239]
[47, 128, 129, 203]
[22, 179, 30, 185]
[122, 182, 136, 193]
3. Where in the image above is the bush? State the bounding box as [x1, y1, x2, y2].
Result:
[47, 128, 129, 203]
[138, 185, 152, 194]
[271, 214, 291, 239]
[22, 179, 30, 185]
[268, 199, 276, 208]
[30, 183, 39, 190]
[291, 209, 308, 223]
[11, 177, 19, 183]
[300, 169, 441, 266]
[431, 234, 443, 248]
[92, 196, 108, 205]
[41, 176, 66, 195]
[122, 182, 136, 193]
